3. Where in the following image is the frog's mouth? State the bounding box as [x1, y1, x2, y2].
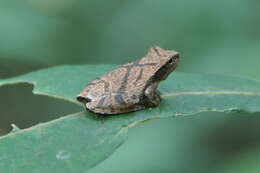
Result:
[155, 55, 179, 81]
[161, 66, 177, 80]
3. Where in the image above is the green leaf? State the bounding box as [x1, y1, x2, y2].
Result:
[0, 111, 129, 173]
[0, 65, 116, 104]
[1, 65, 260, 173]
[215, 148, 260, 173]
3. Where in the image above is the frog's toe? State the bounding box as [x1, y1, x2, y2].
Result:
[76, 95, 92, 103]
[145, 92, 161, 107]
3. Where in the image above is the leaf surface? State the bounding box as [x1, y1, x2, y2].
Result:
[1, 65, 260, 172]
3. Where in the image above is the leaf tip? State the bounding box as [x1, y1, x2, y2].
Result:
[11, 124, 21, 133]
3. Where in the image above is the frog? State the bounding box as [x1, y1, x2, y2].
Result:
[77, 46, 179, 115]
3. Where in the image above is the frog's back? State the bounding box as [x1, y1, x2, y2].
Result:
[77, 58, 159, 114]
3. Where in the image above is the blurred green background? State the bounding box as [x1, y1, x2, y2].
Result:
[1, 0, 260, 172]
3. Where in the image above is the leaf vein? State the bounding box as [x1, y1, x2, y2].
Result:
[162, 91, 260, 98]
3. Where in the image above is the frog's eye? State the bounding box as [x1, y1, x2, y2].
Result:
[168, 57, 175, 65]
[168, 55, 179, 65]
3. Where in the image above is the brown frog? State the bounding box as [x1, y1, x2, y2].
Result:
[77, 46, 179, 115]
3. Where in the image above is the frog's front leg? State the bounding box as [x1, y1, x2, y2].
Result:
[144, 83, 161, 107]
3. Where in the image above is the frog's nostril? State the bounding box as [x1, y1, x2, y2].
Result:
[174, 54, 180, 59]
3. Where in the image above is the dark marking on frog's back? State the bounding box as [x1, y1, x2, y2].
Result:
[113, 59, 157, 105]
[114, 95, 127, 105]
[153, 47, 162, 56]
[134, 68, 143, 85]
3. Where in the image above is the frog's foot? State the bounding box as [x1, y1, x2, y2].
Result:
[145, 90, 161, 107]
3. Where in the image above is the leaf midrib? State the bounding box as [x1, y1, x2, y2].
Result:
[162, 91, 260, 98]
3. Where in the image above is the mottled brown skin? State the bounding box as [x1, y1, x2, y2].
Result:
[77, 46, 179, 115]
